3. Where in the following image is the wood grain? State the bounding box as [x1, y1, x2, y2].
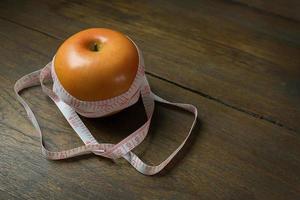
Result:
[0, 13, 300, 200]
[231, 0, 300, 21]
[0, 0, 299, 132]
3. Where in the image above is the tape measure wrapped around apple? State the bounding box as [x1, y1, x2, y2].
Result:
[14, 28, 198, 175]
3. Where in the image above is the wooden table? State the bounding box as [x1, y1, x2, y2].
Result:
[1, 0, 299, 199]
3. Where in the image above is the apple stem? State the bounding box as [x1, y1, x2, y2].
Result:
[93, 43, 99, 51]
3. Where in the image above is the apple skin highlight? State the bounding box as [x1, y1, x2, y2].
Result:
[54, 28, 139, 101]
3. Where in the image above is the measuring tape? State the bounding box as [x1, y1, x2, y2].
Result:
[14, 42, 198, 175]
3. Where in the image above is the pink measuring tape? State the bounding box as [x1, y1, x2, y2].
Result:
[14, 41, 198, 175]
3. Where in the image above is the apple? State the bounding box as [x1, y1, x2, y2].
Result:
[54, 28, 139, 101]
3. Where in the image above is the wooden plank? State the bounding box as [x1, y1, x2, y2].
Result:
[1, 17, 300, 200]
[0, 0, 299, 132]
[231, 0, 300, 21]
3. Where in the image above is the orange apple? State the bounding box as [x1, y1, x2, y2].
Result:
[54, 28, 139, 101]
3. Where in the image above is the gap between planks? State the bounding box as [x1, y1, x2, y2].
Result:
[226, 0, 300, 23]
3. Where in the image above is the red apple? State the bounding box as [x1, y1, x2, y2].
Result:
[54, 28, 139, 101]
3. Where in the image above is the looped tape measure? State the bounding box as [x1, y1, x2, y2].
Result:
[14, 41, 198, 175]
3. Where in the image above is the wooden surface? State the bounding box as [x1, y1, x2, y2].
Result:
[0, 0, 299, 199]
